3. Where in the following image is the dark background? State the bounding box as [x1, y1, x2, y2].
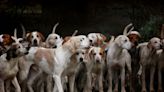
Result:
[0, 0, 164, 40]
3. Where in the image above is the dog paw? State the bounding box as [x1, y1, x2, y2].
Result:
[114, 90, 118, 92]
[150, 88, 155, 92]
[141, 89, 147, 92]
[158, 89, 162, 92]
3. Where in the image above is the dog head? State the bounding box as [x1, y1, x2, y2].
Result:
[64, 35, 90, 53]
[26, 31, 45, 46]
[0, 34, 14, 47]
[71, 49, 87, 63]
[87, 33, 106, 46]
[115, 35, 132, 50]
[6, 41, 29, 60]
[88, 46, 104, 64]
[46, 34, 63, 48]
[127, 31, 141, 46]
[148, 37, 161, 50]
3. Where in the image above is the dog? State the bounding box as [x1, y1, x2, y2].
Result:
[87, 33, 106, 46]
[0, 29, 29, 92]
[123, 23, 141, 92]
[0, 34, 15, 55]
[23, 35, 90, 92]
[157, 25, 164, 92]
[83, 46, 105, 92]
[137, 37, 161, 92]
[61, 48, 87, 92]
[45, 22, 63, 48]
[106, 35, 132, 92]
[26, 31, 45, 46]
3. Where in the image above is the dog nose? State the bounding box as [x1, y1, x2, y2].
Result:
[96, 59, 100, 63]
[89, 40, 92, 43]
[34, 39, 37, 43]
[53, 45, 57, 48]
[79, 57, 83, 62]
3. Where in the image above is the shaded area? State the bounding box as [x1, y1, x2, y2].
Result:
[0, 0, 164, 39]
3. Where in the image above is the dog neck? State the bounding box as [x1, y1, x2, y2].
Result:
[56, 40, 77, 61]
[108, 42, 123, 59]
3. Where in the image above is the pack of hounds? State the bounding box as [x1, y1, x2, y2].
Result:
[0, 22, 163, 92]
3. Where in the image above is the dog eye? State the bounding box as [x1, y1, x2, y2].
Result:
[80, 39, 83, 42]
[55, 37, 58, 39]
[124, 40, 127, 42]
[154, 41, 157, 43]
[99, 53, 103, 55]
[93, 53, 96, 55]
[19, 40, 23, 43]
[18, 46, 20, 48]
[32, 36, 34, 38]
[76, 52, 79, 55]
[82, 52, 84, 55]
[37, 35, 39, 37]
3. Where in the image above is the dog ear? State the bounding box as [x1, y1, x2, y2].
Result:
[115, 36, 122, 47]
[6, 47, 17, 60]
[38, 32, 45, 41]
[70, 53, 76, 63]
[62, 36, 71, 44]
[26, 32, 31, 42]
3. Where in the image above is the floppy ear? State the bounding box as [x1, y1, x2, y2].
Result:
[26, 33, 31, 42]
[147, 41, 153, 49]
[38, 32, 45, 41]
[62, 36, 71, 44]
[6, 47, 17, 60]
[115, 36, 122, 47]
[70, 53, 76, 63]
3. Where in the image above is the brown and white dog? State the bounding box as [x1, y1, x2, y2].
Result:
[137, 37, 161, 92]
[87, 33, 107, 46]
[0, 29, 29, 92]
[106, 35, 132, 92]
[45, 22, 63, 48]
[124, 23, 141, 92]
[0, 34, 15, 55]
[23, 35, 90, 92]
[26, 31, 45, 46]
[84, 46, 105, 92]
[157, 25, 164, 92]
[61, 48, 87, 92]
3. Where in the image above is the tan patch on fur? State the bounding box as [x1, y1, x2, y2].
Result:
[34, 49, 54, 68]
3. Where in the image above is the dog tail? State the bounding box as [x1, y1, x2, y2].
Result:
[123, 23, 133, 35]
[72, 30, 78, 36]
[20, 24, 26, 39]
[14, 28, 17, 39]
[52, 22, 59, 33]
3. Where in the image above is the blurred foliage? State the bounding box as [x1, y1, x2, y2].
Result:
[139, 15, 164, 42]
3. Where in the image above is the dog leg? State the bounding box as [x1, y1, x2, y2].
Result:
[108, 69, 112, 92]
[114, 75, 118, 92]
[68, 74, 75, 92]
[121, 68, 126, 92]
[0, 79, 5, 92]
[46, 75, 53, 92]
[126, 59, 134, 92]
[141, 67, 146, 92]
[158, 66, 162, 92]
[98, 73, 103, 92]
[53, 74, 63, 92]
[84, 72, 92, 92]
[27, 68, 42, 92]
[12, 77, 21, 92]
[5, 80, 10, 92]
[150, 67, 155, 92]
